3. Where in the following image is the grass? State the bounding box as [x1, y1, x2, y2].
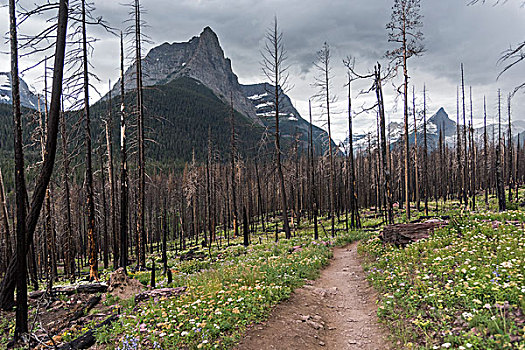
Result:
[2, 193, 524, 350]
[360, 210, 525, 350]
[91, 220, 365, 350]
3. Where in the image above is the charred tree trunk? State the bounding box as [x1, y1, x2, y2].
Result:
[10, 0, 28, 335]
[496, 90, 506, 211]
[422, 85, 429, 215]
[1, 0, 68, 317]
[412, 86, 420, 212]
[119, 32, 129, 272]
[105, 85, 118, 270]
[135, 0, 146, 270]
[507, 94, 513, 202]
[375, 64, 393, 224]
[0, 168, 11, 269]
[229, 95, 239, 238]
[309, 101, 318, 240]
[347, 74, 360, 228]
[484, 97, 489, 208]
[60, 108, 74, 281]
[82, 0, 98, 281]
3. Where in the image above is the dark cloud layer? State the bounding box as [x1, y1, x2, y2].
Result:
[0, 0, 524, 142]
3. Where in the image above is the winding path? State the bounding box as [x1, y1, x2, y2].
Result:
[235, 243, 392, 350]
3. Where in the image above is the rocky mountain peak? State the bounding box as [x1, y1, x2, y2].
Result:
[112, 27, 257, 122]
[0, 72, 40, 109]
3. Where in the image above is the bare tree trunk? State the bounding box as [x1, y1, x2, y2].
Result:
[469, 87, 476, 211]
[412, 86, 420, 212]
[309, 101, 318, 240]
[0, 168, 11, 268]
[461, 64, 468, 207]
[456, 87, 462, 205]
[347, 74, 360, 228]
[81, 0, 98, 281]
[266, 18, 292, 239]
[99, 151, 109, 270]
[60, 107, 74, 281]
[375, 64, 393, 224]
[403, 30, 411, 220]
[119, 32, 129, 272]
[229, 95, 239, 238]
[105, 84, 118, 270]
[1, 0, 68, 318]
[423, 85, 429, 215]
[484, 97, 489, 208]
[135, 0, 146, 270]
[507, 94, 513, 202]
[10, 0, 28, 334]
[496, 90, 506, 211]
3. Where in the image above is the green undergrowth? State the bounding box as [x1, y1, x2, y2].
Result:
[97, 225, 367, 350]
[360, 211, 525, 350]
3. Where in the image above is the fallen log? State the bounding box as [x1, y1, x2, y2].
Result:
[57, 314, 118, 350]
[380, 221, 446, 247]
[70, 295, 101, 322]
[29, 283, 107, 299]
[135, 287, 187, 303]
[179, 249, 206, 261]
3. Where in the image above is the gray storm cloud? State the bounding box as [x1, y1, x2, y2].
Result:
[0, 0, 523, 142]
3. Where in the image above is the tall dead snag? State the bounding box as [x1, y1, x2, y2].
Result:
[261, 17, 291, 239]
[507, 94, 513, 201]
[81, 0, 98, 281]
[469, 86, 476, 211]
[0, 168, 11, 268]
[1, 0, 68, 324]
[461, 64, 468, 207]
[132, 0, 146, 269]
[456, 87, 462, 204]
[484, 97, 489, 208]
[386, 0, 425, 220]
[516, 135, 520, 201]
[496, 90, 506, 211]
[60, 106, 74, 281]
[314, 42, 336, 236]
[422, 85, 428, 215]
[412, 86, 420, 211]
[119, 32, 129, 272]
[375, 64, 394, 224]
[343, 59, 361, 228]
[243, 206, 249, 247]
[229, 95, 239, 238]
[9, 0, 29, 336]
[308, 100, 319, 239]
[105, 81, 118, 270]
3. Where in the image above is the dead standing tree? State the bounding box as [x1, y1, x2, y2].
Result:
[345, 61, 394, 224]
[386, 0, 425, 220]
[1, 0, 69, 337]
[123, 0, 147, 269]
[313, 42, 336, 237]
[261, 17, 291, 239]
[342, 58, 361, 228]
[119, 32, 129, 272]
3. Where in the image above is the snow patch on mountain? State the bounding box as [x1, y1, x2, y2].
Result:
[0, 72, 40, 109]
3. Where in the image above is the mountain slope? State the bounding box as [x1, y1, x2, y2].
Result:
[241, 83, 330, 153]
[109, 27, 331, 153]
[93, 77, 266, 167]
[0, 72, 40, 109]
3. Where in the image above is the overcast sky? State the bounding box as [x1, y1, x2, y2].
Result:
[0, 0, 524, 143]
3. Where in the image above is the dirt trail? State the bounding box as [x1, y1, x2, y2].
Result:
[235, 242, 392, 350]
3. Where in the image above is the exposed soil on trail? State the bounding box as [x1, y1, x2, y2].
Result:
[235, 243, 392, 350]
